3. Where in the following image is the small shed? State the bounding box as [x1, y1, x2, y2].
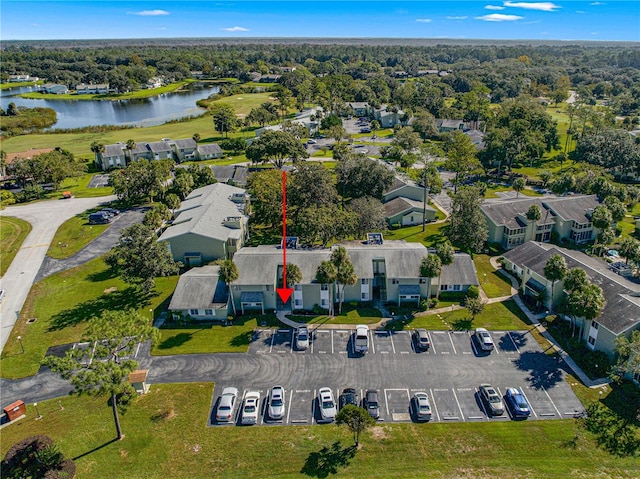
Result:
[3, 400, 26, 421]
[129, 370, 150, 395]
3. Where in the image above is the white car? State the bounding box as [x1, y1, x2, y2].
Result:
[216, 387, 239, 423]
[412, 392, 432, 421]
[295, 326, 310, 350]
[475, 327, 495, 351]
[240, 391, 261, 425]
[268, 385, 285, 420]
[354, 324, 369, 354]
[317, 387, 337, 423]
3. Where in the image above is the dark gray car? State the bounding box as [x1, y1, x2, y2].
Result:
[364, 389, 380, 419]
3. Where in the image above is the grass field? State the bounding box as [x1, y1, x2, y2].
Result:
[0, 215, 32, 277]
[0, 257, 178, 379]
[384, 222, 447, 247]
[46, 210, 110, 259]
[473, 254, 514, 298]
[153, 314, 280, 356]
[288, 304, 383, 326]
[402, 299, 531, 331]
[1, 382, 636, 479]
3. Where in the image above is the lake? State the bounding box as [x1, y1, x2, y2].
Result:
[0, 84, 219, 130]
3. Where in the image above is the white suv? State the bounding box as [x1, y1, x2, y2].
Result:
[268, 385, 285, 420]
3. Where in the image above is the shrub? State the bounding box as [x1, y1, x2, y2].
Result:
[467, 285, 480, 299]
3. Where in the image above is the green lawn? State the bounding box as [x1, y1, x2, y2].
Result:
[473, 254, 514, 298]
[152, 314, 280, 355]
[484, 185, 543, 199]
[406, 299, 530, 331]
[0, 80, 42, 90]
[47, 210, 110, 259]
[0, 257, 178, 379]
[1, 383, 636, 479]
[0, 215, 32, 277]
[384, 222, 447, 247]
[288, 304, 383, 326]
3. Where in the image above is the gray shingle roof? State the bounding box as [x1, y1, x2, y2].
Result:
[481, 198, 549, 228]
[384, 197, 435, 218]
[344, 241, 428, 279]
[147, 141, 172, 153]
[503, 242, 640, 334]
[104, 144, 125, 157]
[384, 177, 407, 195]
[198, 144, 223, 155]
[440, 253, 479, 286]
[157, 183, 248, 243]
[543, 195, 600, 223]
[168, 265, 228, 310]
[232, 245, 332, 286]
[172, 138, 197, 150]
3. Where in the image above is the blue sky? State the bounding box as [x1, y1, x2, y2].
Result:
[1, 1, 639, 41]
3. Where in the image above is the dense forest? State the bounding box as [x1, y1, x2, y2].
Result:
[2, 41, 640, 117]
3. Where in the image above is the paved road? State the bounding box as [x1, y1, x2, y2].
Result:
[0, 195, 116, 353]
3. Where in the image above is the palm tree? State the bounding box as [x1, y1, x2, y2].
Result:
[218, 259, 239, 316]
[435, 242, 455, 298]
[316, 260, 338, 315]
[284, 263, 302, 288]
[544, 254, 568, 311]
[192, 133, 201, 145]
[513, 177, 526, 198]
[90, 141, 105, 166]
[563, 268, 588, 336]
[619, 237, 640, 265]
[125, 139, 136, 165]
[420, 255, 442, 307]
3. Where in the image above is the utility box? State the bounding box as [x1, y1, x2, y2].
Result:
[129, 370, 150, 395]
[3, 400, 26, 421]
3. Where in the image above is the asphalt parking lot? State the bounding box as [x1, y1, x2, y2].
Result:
[209, 327, 584, 426]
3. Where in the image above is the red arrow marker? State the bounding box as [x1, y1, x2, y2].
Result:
[276, 170, 293, 304]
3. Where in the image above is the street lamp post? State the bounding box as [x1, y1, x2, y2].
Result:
[149, 308, 153, 323]
[34, 402, 42, 420]
[17, 335, 24, 353]
[58, 241, 63, 254]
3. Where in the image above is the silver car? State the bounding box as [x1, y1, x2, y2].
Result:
[240, 391, 261, 425]
[475, 328, 494, 351]
[412, 392, 432, 421]
[479, 384, 504, 416]
[268, 385, 285, 420]
[295, 326, 310, 350]
[216, 387, 239, 423]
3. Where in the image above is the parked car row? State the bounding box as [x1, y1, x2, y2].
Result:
[88, 207, 120, 225]
[478, 384, 532, 418]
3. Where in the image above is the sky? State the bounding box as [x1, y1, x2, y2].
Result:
[1, 1, 639, 42]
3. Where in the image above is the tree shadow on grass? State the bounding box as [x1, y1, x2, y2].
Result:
[48, 286, 153, 331]
[156, 332, 196, 350]
[451, 318, 473, 331]
[86, 267, 119, 282]
[513, 350, 565, 390]
[229, 330, 253, 347]
[300, 442, 357, 479]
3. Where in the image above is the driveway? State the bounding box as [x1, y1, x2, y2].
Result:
[35, 208, 146, 281]
[0, 195, 116, 353]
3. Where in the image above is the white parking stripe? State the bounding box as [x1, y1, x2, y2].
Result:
[520, 389, 537, 418]
[331, 330, 334, 354]
[312, 389, 316, 423]
[451, 388, 466, 422]
[290, 330, 294, 353]
[389, 332, 396, 354]
[470, 336, 478, 356]
[370, 330, 375, 354]
[310, 330, 314, 354]
[269, 330, 275, 353]
[474, 387, 489, 419]
[286, 389, 293, 424]
[448, 332, 457, 354]
[506, 332, 519, 353]
[542, 386, 561, 417]
[427, 331, 437, 354]
[429, 388, 441, 422]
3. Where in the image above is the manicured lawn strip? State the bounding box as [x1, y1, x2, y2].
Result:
[152, 314, 280, 355]
[0, 257, 178, 379]
[473, 254, 514, 298]
[207, 91, 276, 116]
[47, 211, 110, 259]
[384, 222, 447, 247]
[409, 300, 530, 331]
[1, 383, 637, 479]
[0, 81, 42, 90]
[0, 215, 32, 277]
[484, 186, 543, 199]
[57, 172, 114, 198]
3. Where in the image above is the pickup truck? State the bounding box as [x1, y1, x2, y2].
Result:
[354, 324, 369, 354]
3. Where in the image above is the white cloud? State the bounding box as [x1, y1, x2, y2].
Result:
[591, 31, 599, 35]
[503, 2, 560, 11]
[222, 26, 249, 32]
[476, 13, 523, 21]
[446, 16, 468, 20]
[576, 10, 586, 14]
[485, 5, 506, 10]
[415, 18, 432, 23]
[590, 2, 605, 5]
[129, 10, 170, 16]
